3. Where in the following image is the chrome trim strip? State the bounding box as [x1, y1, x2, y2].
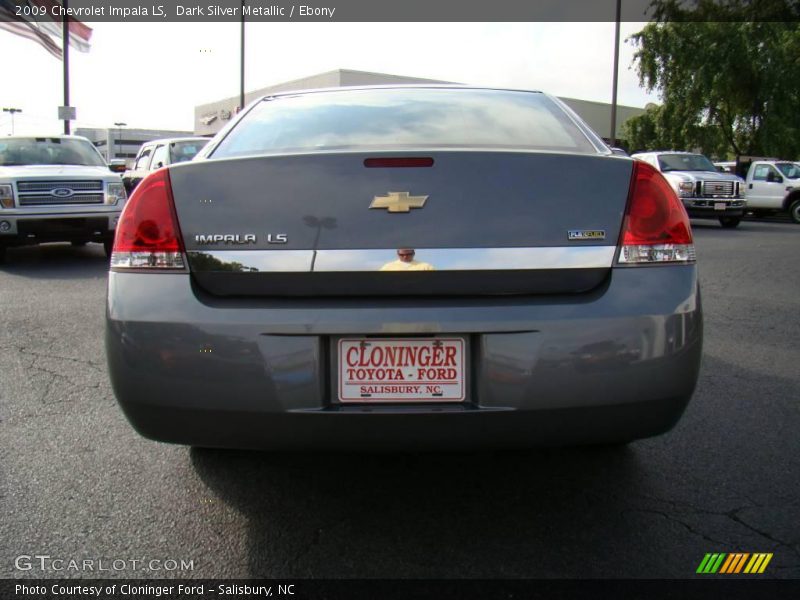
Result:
[188, 250, 313, 272]
[187, 247, 615, 272]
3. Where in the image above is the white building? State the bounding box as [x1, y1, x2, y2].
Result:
[76, 126, 196, 166]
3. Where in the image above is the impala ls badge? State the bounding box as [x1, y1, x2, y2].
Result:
[195, 234, 257, 245]
[370, 191, 428, 213]
[194, 234, 288, 245]
[568, 230, 606, 241]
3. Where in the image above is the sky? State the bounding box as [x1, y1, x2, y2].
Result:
[0, 22, 659, 136]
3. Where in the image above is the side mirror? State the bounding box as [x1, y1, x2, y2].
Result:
[108, 159, 126, 173]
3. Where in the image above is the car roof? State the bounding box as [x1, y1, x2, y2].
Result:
[142, 137, 210, 145]
[632, 150, 704, 156]
[2, 134, 92, 141]
[259, 84, 545, 101]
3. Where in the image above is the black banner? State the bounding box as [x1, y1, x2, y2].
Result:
[1, 0, 800, 23]
[4, 579, 800, 600]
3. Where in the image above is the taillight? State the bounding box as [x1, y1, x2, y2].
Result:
[110, 169, 185, 269]
[618, 161, 696, 264]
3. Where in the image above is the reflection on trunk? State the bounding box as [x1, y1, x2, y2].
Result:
[189, 252, 257, 272]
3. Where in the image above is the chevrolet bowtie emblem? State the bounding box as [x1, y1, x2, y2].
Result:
[370, 191, 428, 213]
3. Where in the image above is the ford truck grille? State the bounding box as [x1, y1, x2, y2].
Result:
[16, 180, 105, 206]
[701, 180, 736, 197]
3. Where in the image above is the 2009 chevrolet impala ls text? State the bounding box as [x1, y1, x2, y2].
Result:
[105, 86, 702, 450]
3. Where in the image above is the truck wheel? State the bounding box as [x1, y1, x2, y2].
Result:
[790, 199, 800, 224]
[0, 246, 5, 264]
[719, 216, 741, 228]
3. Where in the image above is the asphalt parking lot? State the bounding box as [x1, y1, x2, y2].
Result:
[1, 217, 798, 580]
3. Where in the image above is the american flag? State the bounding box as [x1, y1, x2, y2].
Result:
[0, 0, 92, 58]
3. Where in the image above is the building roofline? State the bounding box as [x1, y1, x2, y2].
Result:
[558, 95, 647, 111]
[336, 68, 452, 83]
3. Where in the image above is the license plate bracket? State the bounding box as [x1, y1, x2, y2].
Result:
[336, 337, 466, 403]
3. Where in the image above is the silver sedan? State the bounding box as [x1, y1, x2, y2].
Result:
[105, 86, 702, 450]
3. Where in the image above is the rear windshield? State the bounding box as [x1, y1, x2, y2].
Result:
[211, 88, 599, 158]
[0, 137, 106, 167]
[170, 140, 207, 164]
[775, 162, 800, 179]
[657, 153, 717, 173]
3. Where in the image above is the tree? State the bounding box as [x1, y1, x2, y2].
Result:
[625, 1, 800, 159]
[625, 104, 728, 156]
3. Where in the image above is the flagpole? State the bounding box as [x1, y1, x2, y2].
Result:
[62, 0, 70, 134]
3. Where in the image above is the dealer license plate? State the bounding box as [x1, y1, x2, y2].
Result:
[714, 202, 727, 211]
[338, 338, 466, 403]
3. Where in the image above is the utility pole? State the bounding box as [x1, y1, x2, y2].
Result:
[240, 0, 246, 111]
[113, 122, 127, 160]
[609, 0, 622, 146]
[62, 0, 71, 134]
[2, 108, 22, 134]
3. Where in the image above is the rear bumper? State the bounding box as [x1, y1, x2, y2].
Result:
[0, 211, 121, 245]
[683, 198, 746, 218]
[119, 397, 690, 450]
[106, 265, 703, 449]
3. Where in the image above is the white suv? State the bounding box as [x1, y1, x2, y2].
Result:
[0, 135, 127, 263]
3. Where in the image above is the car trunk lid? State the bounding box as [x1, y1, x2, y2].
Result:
[168, 151, 632, 296]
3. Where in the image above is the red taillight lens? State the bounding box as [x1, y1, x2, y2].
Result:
[111, 169, 185, 269]
[619, 161, 696, 264]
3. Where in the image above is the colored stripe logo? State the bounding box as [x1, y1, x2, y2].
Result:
[697, 553, 773, 574]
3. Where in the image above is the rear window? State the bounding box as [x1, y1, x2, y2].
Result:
[211, 88, 599, 158]
[170, 140, 206, 163]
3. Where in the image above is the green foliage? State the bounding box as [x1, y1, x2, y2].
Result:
[625, 1, 800, 159]
[625, 104, 728, 157]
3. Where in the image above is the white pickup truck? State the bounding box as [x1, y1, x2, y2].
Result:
[742, 160, 800, 223]
[0, 135, 127, 263]
[632, 151, 747, 228]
